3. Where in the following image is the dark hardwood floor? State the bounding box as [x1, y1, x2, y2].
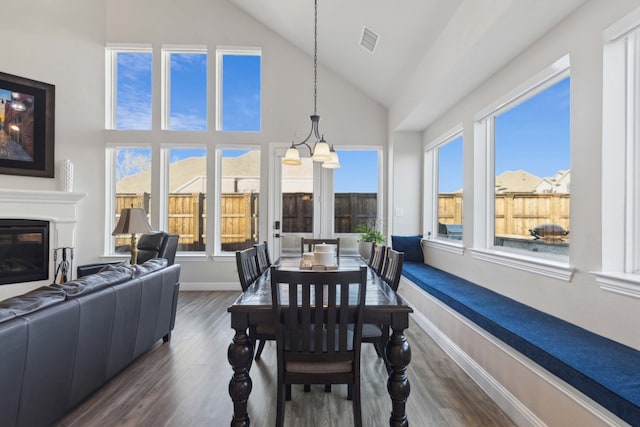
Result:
[58, 291, 516, 427]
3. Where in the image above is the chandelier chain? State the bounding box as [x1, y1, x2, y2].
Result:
[313, 0, 318, 115]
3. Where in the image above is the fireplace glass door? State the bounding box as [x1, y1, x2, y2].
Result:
[0, 219, 49, 285]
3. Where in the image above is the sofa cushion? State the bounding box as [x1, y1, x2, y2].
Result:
[0, 286, 66, 324]
[55, 266, 133, 299]
[391, 235, 423, 262]
[133, 258, 168, 277]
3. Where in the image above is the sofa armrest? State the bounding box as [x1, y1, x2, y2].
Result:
[76, 262, 118, 278]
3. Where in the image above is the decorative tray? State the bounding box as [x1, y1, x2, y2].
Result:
[299, 264, 339, 271]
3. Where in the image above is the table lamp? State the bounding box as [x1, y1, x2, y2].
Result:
[112, 207, 152, 264]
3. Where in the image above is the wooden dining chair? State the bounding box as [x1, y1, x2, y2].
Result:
[254, 241, 271, 274]
[300, 237, 340, 257]
[362, 248, 405, 358]
[367, 243, 386, 276]
[236, 246, 274, 360]
[270, 266, 367, 427]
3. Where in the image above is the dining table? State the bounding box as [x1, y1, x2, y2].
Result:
[227, 256, 413, 427]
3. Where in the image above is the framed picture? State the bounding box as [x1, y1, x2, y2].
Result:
[0, 71, 54, 177]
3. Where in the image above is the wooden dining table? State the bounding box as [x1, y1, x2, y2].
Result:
[227, 256, 413, 427]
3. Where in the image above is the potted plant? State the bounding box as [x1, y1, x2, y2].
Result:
[354, 221, 385, 260]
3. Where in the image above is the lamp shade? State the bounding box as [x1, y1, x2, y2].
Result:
[112, 208, 153, 236]
[322, 149, 341, 169]
[311, 140, 331, 162]
[283, 147, 302, 165]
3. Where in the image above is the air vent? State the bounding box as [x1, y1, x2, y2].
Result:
[360, 26, 379, 53]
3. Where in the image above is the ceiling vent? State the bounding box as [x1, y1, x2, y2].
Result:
[360, 26, 379, 53]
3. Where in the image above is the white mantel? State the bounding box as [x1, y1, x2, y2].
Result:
[0, 188, 86, 301]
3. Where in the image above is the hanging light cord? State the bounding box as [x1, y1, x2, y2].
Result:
[313, 0, 318, 116]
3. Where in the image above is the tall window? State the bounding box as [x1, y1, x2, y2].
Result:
[598, 11, 640, 296]
[106, 47, 152, 130]
[166, 148, 207, 252]
[162, 47, 207, 130]
[111, 147, 152, 254]
[473, 56, 572, 278]
[216, 49, 261, 131]
[216, 148, 260, 253]
[425, 130, 463, 243]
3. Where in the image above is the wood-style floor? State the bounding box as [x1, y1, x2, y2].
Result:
[58, 291, 516, 427]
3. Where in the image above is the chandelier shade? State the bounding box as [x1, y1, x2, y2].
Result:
[283, 0, 340, 168]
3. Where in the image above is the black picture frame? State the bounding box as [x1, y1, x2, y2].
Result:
[0, 71, 54, 178]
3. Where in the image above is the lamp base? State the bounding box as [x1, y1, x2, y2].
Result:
[130, 233, 139, 264]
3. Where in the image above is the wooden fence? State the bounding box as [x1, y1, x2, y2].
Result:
[438, 192, 570, 236]
[115, 192, 258, 251]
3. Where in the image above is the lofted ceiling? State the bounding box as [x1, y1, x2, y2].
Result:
[230, 0, 586, 131]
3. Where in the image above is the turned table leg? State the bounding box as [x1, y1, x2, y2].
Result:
[385, 326, 411, 427]
[228, 324, 254, 427]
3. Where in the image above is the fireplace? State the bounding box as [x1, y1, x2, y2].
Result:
[0, 219, 49, 285]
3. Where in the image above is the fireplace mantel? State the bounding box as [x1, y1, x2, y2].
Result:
[0, 188, 86, 249]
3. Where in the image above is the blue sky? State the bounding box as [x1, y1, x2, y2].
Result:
[335, 150, 378, 193]
[438, 136, 463, 193]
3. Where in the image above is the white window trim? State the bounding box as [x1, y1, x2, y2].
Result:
[473, 55, 574, 281]
[423, 124, 464, 254]
[105, 44, 153, 130]
[161, 45, 208, 131]
[215, 47, 262, 132]
[214, 145, 261, 257]
[596, 8, 640, 297]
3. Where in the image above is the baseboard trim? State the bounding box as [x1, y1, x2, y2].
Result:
[399, 277, 628, 427]
[180, 282, 239, 291]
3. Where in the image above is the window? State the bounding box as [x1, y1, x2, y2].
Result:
[166, 147, 207, 252]
[216, 49, 261, 131]
[109, 147, 152, 254]
[106, 47, 152, 130]
[424, 128, 463, 248]
[473, 56, 573, 280]
[597, 10, 640, 297]
[334, 149, 381, 253]
[162, 47, 207, 130]
[215, 148, 260, 254]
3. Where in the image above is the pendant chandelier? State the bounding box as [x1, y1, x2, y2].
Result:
[282, 0, 340, 169]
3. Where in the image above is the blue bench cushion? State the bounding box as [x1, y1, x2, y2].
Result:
[402, 261, 640, 426]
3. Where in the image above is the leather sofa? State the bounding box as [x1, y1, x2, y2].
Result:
[77, 231, 179, 278]
[0, 258, 181, 427]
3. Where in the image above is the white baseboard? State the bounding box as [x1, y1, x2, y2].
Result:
[398, 277, 630, 427]
[179, 282, 239, 291]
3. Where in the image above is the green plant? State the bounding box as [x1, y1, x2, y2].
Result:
[354, 221, 385, 244]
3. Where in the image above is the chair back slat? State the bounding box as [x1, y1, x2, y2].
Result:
[254, 241, 271, 274]
[381, 248, 404, 292]
[235, 247, 261, 291]
[368, 244, 386, 276]
[271, 267, 367, 358]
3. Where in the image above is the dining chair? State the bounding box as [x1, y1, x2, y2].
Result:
[254, 241, 271, 274]
[367, 243, 386, 276]
[236, 246, 274, 360]
[300, 237, 340, 257]
[270, 266, 367, 427]
[362, 248, 405, 358]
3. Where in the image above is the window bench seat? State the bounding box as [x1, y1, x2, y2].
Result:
[401, 261, 640, 426]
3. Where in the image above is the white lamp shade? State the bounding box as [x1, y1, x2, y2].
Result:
[322, 150, 341, 169]
[311, 141, 331, 162]
[283, 147, 302, 165]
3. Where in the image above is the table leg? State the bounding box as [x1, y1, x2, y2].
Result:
[385, 326, 411, 427]
[228, 325, 254, 427]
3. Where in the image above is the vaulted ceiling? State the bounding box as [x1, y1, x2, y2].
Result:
[231, 0, 586, 131]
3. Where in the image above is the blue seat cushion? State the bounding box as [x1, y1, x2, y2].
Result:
[402, 261, 640, 426]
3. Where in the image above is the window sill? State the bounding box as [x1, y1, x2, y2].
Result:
[592, 272, 640, 299]
[422, 238, 464, 255]
[470, 248, 574, 282]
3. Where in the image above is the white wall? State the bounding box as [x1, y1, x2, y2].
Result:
[389, 132, 422, 236]
[403, 0, 640, 351]
[0, 0, 387, 298]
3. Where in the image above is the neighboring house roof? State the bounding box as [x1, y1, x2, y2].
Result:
[495, 170, 541, 193]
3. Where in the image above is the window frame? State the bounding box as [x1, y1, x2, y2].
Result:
[471, 55, 574, 281]
[423, 125, 464, 255]
[213, 145, 262, 257]
[215, 47, 262, 132]
[595, 9, 640, 298]
[161, 45, 208, 131]
[105, 44, 153, 130]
